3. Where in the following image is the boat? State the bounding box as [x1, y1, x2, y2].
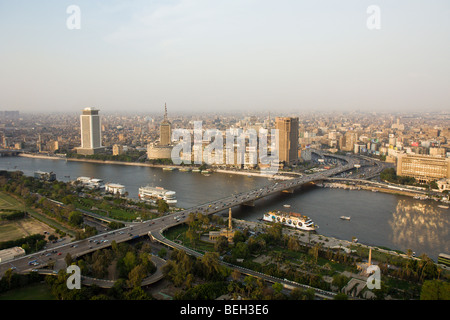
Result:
[179, 167, 191, 172]
[104, 183, 126, 196]
[75, 176, 104, 189]
[192, 169, 201, 173]
[34, 171, 56, 181]
[340, 216, 351, 220]
[162, 167, 177, 171]
[138, 186, 177, 205]
[263, 210, 318, 231]
[438, 205, 449, 209]
[283, 204, 291, 208]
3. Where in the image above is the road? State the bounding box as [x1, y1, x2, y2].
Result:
[0, 150, 360, 298]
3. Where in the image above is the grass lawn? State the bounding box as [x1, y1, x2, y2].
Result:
[163, 224, 215, 253]
[0, 223, 26, 242]
[0, 191, 24, 211]
[0, 191, 76, 240]
[0, 282, 55, 300]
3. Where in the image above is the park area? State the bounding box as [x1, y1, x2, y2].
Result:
[0, 191, 53, 243]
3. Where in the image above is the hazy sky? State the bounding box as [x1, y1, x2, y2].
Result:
[0, 0, 449, 114]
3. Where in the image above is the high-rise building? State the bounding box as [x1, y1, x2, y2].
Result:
[112, 144, 124, 156]
[147, 103, 173, 160]
[275, 117, 299, 165]
[397, 154, 450, 183]
[77, 107, 105, 155]
[160, 103, 171, 146]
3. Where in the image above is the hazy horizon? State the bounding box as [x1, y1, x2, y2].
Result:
[1, 1, 449, 114]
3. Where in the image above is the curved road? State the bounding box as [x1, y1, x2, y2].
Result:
[0, 150, 359, 298]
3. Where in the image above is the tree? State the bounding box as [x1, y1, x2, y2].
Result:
[334, 292, 348, 300]
[272, 282, 283, 295]
[420, 280, 450, 300]
[157, 199, 169, 213]
[231, 269, 241, 282]
[332, 274, 350, 292]
[69, 211, 83, 227]
[122, 251, 137, 275]
[201, 252, 223, 280]
[214, 236, 229, 253]
[65, 253, 73, 266]
[124, 286, 152, 300]
[128, 264, 147, 288]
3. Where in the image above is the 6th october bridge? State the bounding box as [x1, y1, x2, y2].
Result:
[0, 150, 359, 280]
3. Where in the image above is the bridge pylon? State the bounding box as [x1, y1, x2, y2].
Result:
[241, 200, 255, 207]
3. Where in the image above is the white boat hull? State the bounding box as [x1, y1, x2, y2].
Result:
[263, 213, 318, 231]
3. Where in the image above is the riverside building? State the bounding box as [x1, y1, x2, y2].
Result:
[77, 107, 105, 155]
[396, 154, 450, 183]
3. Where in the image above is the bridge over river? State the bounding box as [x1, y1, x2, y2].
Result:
[0, 150, 361, 298]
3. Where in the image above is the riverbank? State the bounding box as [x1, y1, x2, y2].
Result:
[320, 180, 443, 201]
[233, 218, 429, 265]
[18, 153, 292, 180]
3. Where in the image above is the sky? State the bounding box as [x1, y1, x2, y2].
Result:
[0, 0, 449, 114]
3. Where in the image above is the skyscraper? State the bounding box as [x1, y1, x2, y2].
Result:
[275, 117, 299, 165]
[147, 103, 173, 160]
[160, 103, 171, 146]
[77, 107, 105, 155]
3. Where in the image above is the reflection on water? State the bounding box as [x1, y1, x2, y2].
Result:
[389, 199, 449, 258]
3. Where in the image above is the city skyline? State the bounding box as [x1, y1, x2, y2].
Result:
[1, 1, 449, 114]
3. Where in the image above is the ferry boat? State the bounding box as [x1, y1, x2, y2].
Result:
[263, 210, 318, 231]
[138, 186, 177, 205]
[75, 177, 104, 189]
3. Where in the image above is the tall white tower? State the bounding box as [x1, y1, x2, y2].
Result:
[77, 107, 105, 155]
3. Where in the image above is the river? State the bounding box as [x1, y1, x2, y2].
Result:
[0, 156, 448, 260]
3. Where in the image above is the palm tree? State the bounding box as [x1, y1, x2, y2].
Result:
[201, 252, 221, 279]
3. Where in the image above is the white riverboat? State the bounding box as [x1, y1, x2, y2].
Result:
[75, 176, 104, 189]
[263, 210, 318, 231]
[138, 186, 177, 205]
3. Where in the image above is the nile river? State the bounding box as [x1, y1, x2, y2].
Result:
[0, 156, 448, 261]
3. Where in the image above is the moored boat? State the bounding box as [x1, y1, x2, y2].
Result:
[138, 186, 177, 205]
[263, 210, 318, 231]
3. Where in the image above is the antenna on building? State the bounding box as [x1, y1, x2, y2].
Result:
[164, 103, 168, 122]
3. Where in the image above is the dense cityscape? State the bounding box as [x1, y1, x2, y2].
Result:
[0, 107, 449, 307]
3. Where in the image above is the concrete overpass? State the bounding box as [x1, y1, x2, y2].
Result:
[0, 150, 360, 298]
[32, 254, 166, 288]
